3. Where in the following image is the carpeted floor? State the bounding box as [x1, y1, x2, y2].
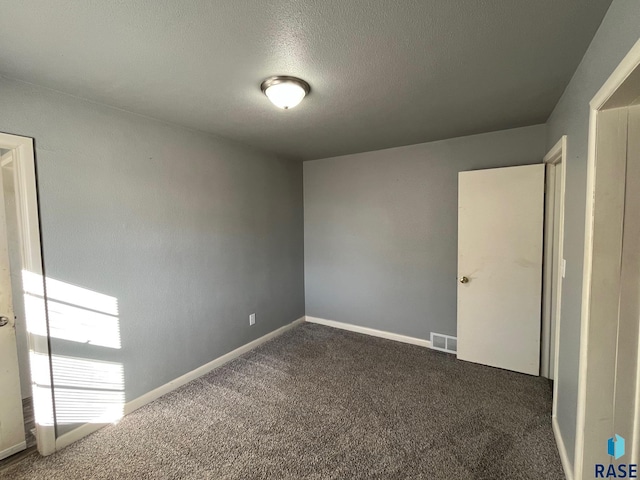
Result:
[1, 323, 565, 479]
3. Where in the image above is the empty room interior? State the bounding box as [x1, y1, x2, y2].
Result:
[0, 1, 639, 479]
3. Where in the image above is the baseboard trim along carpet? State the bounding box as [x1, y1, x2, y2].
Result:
[552, 416, 574, 480]
[55, 316, 306, 452]
[304, 316, 431, 348]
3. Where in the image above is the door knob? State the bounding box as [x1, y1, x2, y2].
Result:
[460, 276, 469, 284]
[0, 316, 8, 327]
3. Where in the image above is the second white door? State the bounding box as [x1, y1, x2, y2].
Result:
[457, 164, 545, 376]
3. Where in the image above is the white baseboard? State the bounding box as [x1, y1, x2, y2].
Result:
[124, 316, 304, 414]
[305, 316, 431, 348]
[55, 422, 107, 451]
[55, 317, 305, 452]
[0, 441, 27, 461]
[553, 416, 574, 480]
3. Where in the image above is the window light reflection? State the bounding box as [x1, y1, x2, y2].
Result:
[52, 356, 124, 425]
[22, 271, 121, 349]
[22, 271, 125, 428]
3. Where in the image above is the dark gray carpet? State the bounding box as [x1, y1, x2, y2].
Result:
[1, 323, 565, 479]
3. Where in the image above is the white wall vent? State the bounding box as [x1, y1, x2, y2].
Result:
[430, 333, 457, 354]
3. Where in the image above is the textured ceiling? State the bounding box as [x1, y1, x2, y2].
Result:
[0, 1, 612, 160]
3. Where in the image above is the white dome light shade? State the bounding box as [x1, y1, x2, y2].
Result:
[261, 76, 310, 110]
[265, 82, 305, 109]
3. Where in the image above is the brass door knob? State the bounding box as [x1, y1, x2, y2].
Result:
[460, 276, 469, 284]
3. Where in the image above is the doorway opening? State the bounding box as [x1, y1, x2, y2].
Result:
[0, 133, 55, 460]
[541, 135, 567, 386]
[574, 38, 640, 477]
[0, 149, 36, 458]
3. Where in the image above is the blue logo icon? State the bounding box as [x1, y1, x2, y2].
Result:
[596, 434, 637, 478]
[608, 434, 625, 460]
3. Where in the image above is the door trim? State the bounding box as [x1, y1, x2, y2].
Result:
[542, 136, 570, 480]
[0, 132, 55, 456]
[553, 416, 574, 480]
[575, 37, 640, 478]
[542, 136, 567, 415]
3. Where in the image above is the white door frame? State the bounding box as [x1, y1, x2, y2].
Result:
[541, 136, 567, 386]
[574, 37, 640, 479]
[0, 132, 56, 456]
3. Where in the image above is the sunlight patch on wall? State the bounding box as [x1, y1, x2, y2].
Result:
[46, 300, 121, 349]
[26, 353, 125, 427]
[44, 276, 118, 316]
[23, 271, 121, 349]
[22, 272, 54, 428]
[28, 353, 55, 426]
[52, 355, 124, 425]
[21, 271, 125, 428]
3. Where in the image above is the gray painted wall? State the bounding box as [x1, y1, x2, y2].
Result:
[546, 0, 640, 468]
[304, 125, 546, 340]
[0, 77, 304, 436]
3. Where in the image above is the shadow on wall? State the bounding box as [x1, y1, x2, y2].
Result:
[23, 271, 124, 427]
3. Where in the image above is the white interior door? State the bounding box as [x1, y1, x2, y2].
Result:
[457, 164, 545, 375]
[0, 151, 26, 460]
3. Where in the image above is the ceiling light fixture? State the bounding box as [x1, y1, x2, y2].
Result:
[261, 76, 310, 110]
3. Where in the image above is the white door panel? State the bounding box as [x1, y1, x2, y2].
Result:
[0, 152, 26, 459]
[457, 164, 544, 375]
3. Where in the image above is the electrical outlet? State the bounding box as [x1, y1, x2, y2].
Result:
[249, 313, 256, 326]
